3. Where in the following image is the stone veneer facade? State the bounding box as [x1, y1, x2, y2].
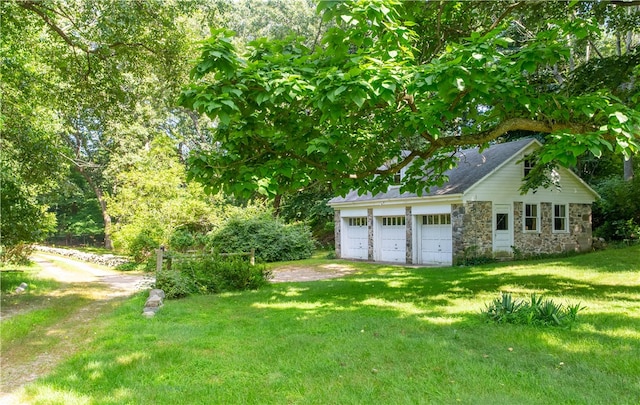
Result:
[512, 202, 592, 254]
[452, 201, 494, 262]
[334, 210, 341, 258]
[405, 206, 413, 264]
[335, 201, 593, 264]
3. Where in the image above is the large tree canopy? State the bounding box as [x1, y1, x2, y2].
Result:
[180, 0, 640, 198]
[2, 0, 211, 250]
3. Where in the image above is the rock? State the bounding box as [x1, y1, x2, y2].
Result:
[15, 287, 25, 294]
[142, 310, 156, 318]
[34, 245, 130, 267]
[19, 282, 28, 289]
[145, 295, 163, 308]
[149, 289, 165, 299]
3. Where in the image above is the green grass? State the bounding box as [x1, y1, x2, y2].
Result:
[1, 263, 95, 355]
[17, 246, 640, 404]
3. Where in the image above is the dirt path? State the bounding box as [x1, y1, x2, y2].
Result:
[0, 255, 354, 403]
[270, 263, 358, 282]
[0, 254, 151, 403]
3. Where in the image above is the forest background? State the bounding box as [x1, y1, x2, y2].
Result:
[1, 0, 639, 265]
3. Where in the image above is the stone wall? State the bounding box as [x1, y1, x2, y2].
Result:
[367, 208, 374, 260]
[334, 210, 341, 258]
[35, 245, 130, 267]
[453, 201, 493, 262]
[513, 202, 592, 255]
[405, 206, 413, 264]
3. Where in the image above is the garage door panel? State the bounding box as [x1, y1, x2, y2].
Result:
[379, 216, 406, 263]
[420, 214, 452, 265]
[343, 218, 368, 259]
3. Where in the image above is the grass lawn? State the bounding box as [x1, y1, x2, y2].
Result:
[15, 246, 640, 404]
[1, 264, 80, 345]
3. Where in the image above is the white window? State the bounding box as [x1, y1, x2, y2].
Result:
[382, 216, 406, 226]
[553, 204, 567, 232]
[524, 203, 539, 232]
[423, 214, 451, 225]
[348, 217, 368, 227]
[393, 172, 402, 185]
[524, 156, 535, 177]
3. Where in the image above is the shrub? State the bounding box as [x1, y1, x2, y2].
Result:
[483, 292, 584, 327]
[170, 253, 270, 294]
[593, 176, 640, 241]
[169, 229, 196, 252]
[208, 214, 314, 262]
[0, 243, 35, 265]
[111, 223, 162, 263]
[154, 269, 196, 299]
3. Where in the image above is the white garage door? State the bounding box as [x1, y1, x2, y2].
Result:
[343, 217, 368, 259]
[420, 214, 452, 265]
[379, 216, 406, 263]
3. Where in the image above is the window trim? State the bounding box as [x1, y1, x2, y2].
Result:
[422, 214, 451, 225]
[523, 203, 539, 233]
[382, 216, 406, 226]
[553, 204, 568, 233]
[348, 217, 368, 227]
[524, 156, 535, 177]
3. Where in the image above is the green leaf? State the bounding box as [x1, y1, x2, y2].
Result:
[351, 89, 366, 108]
[612, 111, 628, 124]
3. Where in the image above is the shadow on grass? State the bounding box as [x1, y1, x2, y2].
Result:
[18, 246, 640, 404]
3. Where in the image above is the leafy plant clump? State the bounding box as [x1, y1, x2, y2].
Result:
[483, 292, 584, 327]
[208, 214, 315, 262]
[155, 254, 271, 298]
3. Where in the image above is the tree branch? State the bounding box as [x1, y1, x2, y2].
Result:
[19, 1, 157, 57]
[485, 2, 523, 33]
[434, 118, 592, 149]
[19, 1, 92, 54]
[609, 0, 640, 6]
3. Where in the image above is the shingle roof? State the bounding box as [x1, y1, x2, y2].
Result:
[329, 138, 535, 204]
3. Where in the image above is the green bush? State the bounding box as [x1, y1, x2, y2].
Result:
[111, 223, 162, 263]
[170, 253, 270, 294]
[483, 292, 584, 327]
[154, 269, 197, 299]
[593, 176, 640, 241]
[169, 229, 196, 252]
[208, 214, 314, 262]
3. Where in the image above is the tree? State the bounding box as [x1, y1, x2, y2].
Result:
[179, 0, 640, 198]
[107, 135, 225, 261]
[4, 0, 210, 249]
[0, 3, 70, 260]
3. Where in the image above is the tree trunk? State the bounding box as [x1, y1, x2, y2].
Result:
[76, 167, 114, 250]
[273, 194, 282, 217]
[95, 187, 114, 250]
[624, 155, 634, 181]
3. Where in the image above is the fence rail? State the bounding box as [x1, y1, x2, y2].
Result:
[155, 248, 255, 272]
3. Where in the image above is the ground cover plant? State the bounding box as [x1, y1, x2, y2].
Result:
[483, 292, 584, 327]
[13, 245, 640, 404]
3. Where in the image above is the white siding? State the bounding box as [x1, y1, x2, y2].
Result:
[411, 204, 452, 215]
[340, 208, 368, 217]
[372, 206, 405, 216]
[464, 143, 597, 205]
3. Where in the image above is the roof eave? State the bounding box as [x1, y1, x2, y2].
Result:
[328, 193, 464, 208]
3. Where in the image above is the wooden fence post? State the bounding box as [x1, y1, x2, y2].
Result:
[250, 248, 255, 265]
[156, 247, 164, 272]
